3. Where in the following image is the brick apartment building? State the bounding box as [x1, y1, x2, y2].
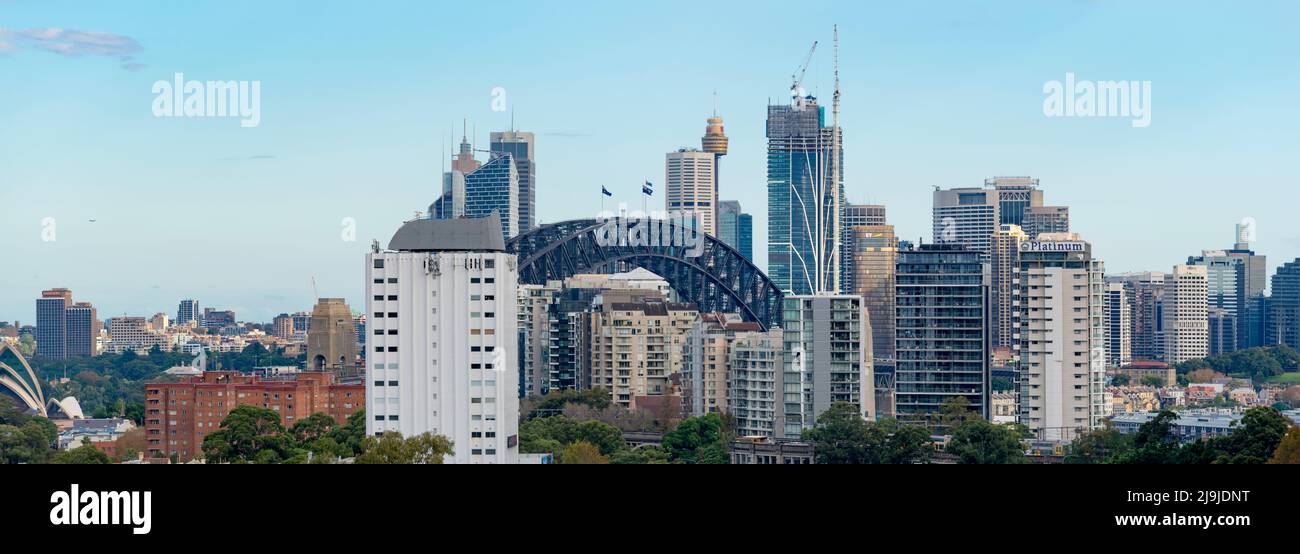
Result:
[145, 371, 364, 461]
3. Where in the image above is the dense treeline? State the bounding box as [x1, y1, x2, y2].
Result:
[1175, 345, 1300, 382]
[200, 406, 453, 464]
[1067, 407, 1293, 464]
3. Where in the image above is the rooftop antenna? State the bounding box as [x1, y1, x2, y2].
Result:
[311, 276, 319, 302]
[712, 90, 718, 117]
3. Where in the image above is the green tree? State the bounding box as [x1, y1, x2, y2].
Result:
[1113, 410, 1181, 464]
[523, 388, 613, 419]
[609, 445, 674, 465]
[1066, 424, 1133, 464]
[201, 404, 289, 463]
[559, 441, 608, 464]
[329, 409, 367, 457]
[355, 432, 454, 464]
[947, 419, 1027, 464]
[1212, 407, 1290, 464]
[801, 402, 932, 464]
[518, 416, 625, 455]
[1141, 375, 1166, 387]
[1110, 374, 1131, 386]
[662, 413, 728, 464]
[939, 396, 979, 432]
[1269, 426, 1300, 464]
[0, 424, 38, 464]
[52, 444, 112, 464]
[289, 412, 337, 444]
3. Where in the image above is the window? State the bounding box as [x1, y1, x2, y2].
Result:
[387, 278, 398, 284]
[484, 259, 494, 269]
[374, 295, 383, 301]
[388, 380, 398, 386]
[373, 259, 385, 269]
[387, 295, 398, 301]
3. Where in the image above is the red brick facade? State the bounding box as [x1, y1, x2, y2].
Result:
[145, 371, 363, 461]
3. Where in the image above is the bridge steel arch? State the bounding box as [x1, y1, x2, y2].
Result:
[506, 219, 784, 330]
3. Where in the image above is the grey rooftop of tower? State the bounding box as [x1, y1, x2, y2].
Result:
[387, 211, 505, 252]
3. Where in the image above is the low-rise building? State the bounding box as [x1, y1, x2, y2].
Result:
[730, 437, 815, 464]
[144, 371, 363, 461]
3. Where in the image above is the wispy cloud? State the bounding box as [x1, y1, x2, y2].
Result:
[0, 27, 145, 70]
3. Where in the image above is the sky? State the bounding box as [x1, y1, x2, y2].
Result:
[2, 0, 1299, 323]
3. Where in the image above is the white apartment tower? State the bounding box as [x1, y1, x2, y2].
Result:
[365, 214, 519, 464]
[1015, 234, 1105, 441]
[665, 148, 717, 236]
[1164, 264, 1210, 365]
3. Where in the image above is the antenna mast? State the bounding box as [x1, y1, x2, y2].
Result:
[830, 24, 842, 294]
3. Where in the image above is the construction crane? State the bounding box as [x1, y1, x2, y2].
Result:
[790, 41, 818, 103]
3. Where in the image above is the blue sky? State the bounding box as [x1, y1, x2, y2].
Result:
[2, 0, 1299, 323]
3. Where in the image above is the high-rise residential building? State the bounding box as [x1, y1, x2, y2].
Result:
[366, 213, 519, 464]
[272, 313, 295, 340]
[990, 224, 1029, 349]
[1164, 265, 1209, 365]
[490, 130, 536, 231]
[1104, 282, 1133, 368]
[1107, 272, 1167, 362]
[847, 224, 897, 362]
[463, 154, 520, 240]
[145, 371, 363, 462]
[1015, 234, 1105, 441]
[717, 200, 753, 261]
[202, 309, 236, 329]
[779, 295, 873, 438]
[1188, 250, 1245, 354]
[106, 317, 163, 354]
[307, 298, 359, 380]
[895, 244, 990, 424]
[353, 313, 367, 350]
[291, 312, 312, 335]
[683, 313, 762, 417]
[65, 302, 98, 358]
[665, 148, 717, 235]
[932, 186, 998, 258]
[36, 288, 73, 359]
[517, 282, 561, 398]
[767, 99, 843, 295]
[1022, 206, 1070, 238]
[589, 299, 698, 410]
[701, 109, 728, 233]
[728, 328, 783, 438]
[176, 299, 200, 326]
[1270, 259, 1300, 351]
[148, 313, 169, 332]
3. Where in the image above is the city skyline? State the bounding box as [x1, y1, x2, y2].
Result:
[4, 0, 1300, 323]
